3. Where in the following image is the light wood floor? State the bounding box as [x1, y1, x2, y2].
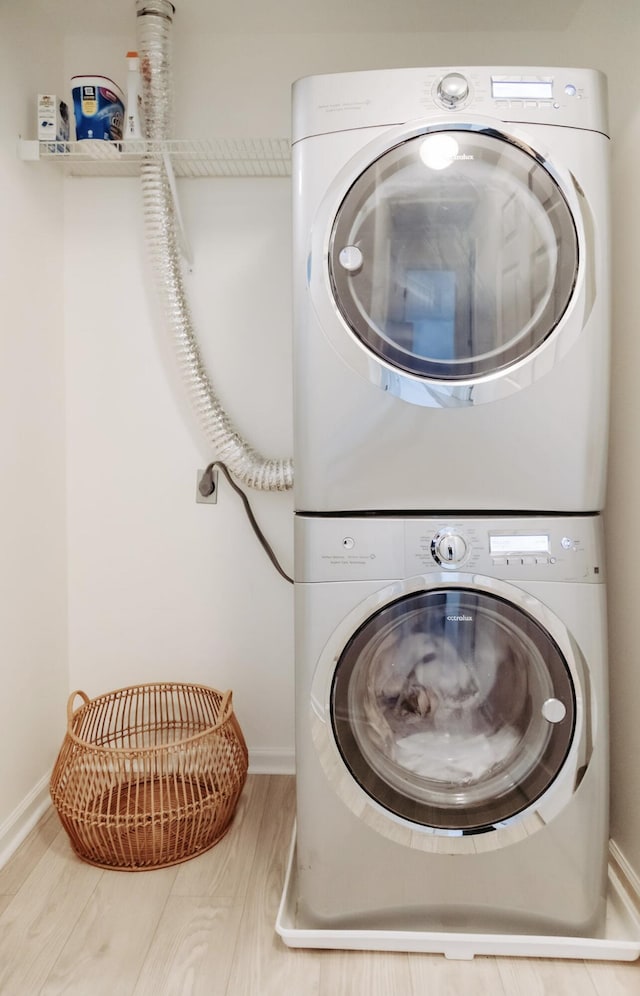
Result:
[0, 774, 639, 995]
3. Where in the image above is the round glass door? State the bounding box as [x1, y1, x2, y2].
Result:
[329, 129, 579, 380]
[331, 587, 576, 832]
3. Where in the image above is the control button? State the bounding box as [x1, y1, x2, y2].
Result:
[492, 557, 507, 567]
[565, 83, 577, 97]
[522, 556, 535, 565]
[542, 698, 567, 724]
[338, 246, 363, 273]
[535, 556, 549, 565]
[342, 537, 355, 550]
[432, 530, 468, 567]
[437, 73, 469, 106]
[506, 557, 522, 566]
[561, 536, 576, 550]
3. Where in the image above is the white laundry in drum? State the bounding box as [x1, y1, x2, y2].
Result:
[394, 728, 520, 783]
[359, 615, 530, 786]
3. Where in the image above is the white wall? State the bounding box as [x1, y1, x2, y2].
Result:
[0, 4, 69, 851]
[5, 0, 640, 884]
[63, 173, 295, 770]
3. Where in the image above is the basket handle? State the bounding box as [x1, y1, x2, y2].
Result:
[67, 689, 90, 728]
[219, 689, 233, 721]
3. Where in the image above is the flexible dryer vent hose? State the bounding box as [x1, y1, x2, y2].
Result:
[136, 0, 294, 491]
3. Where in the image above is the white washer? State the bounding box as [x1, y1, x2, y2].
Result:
[293, 513, 608, 937]
[292, 67, 610, 513]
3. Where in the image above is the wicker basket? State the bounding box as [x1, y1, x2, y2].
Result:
[50, 682, 248, 871]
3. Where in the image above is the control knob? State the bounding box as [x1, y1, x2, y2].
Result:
[432, 530, 468, 567]
[437, 73, 469, 107]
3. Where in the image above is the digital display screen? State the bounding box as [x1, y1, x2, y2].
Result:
[489, 534, 550, 555]
[491, 79, 554, 100]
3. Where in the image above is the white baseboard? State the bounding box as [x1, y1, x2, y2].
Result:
[0, 753, 294, 869]
[0, 773, 52, 870]
[609, 839, 640, 910]
[248, 749, 295, 775]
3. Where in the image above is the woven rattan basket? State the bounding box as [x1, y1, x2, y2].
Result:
[50, 682, 248, 871]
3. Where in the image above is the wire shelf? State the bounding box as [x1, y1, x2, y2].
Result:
[20, 138, 292, 178]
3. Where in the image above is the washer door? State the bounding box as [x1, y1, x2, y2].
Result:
[317, 124, 584, 405]
[329, 584, 578, 835]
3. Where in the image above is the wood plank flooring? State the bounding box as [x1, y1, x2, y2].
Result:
[0, 775, 638, 995]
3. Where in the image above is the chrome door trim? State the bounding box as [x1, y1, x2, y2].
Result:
[307, 116, 595, 408]
[309, 572, 594, 855]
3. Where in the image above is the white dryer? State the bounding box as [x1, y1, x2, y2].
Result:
[292, 67, 610, 513]
[293, 513, 608, 936]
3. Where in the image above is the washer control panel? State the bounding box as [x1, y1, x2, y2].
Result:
[406, 518, 603, 582]
[296, 515, 604, 584]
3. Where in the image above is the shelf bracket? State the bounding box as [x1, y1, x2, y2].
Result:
[18, 138, 194, 266]
[161, 149, 194, 267]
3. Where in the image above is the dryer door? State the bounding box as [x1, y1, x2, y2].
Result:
[329, 584, 578, 835]
[326, 126, 579, 390]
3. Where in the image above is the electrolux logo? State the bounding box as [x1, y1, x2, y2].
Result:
[419, 136, 475, 171]
[446, 614, 473, 622]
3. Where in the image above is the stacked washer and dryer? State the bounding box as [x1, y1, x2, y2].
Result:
[286, 67, 611, 948]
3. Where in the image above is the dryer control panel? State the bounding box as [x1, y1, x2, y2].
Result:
[292, 66, 609, 143]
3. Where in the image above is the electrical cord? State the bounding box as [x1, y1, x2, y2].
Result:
[198, 461, 294, 585]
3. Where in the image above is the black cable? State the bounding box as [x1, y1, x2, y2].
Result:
[198, 461, 294, 585]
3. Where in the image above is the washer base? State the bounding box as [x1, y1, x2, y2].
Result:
[276, 827, 640, 961]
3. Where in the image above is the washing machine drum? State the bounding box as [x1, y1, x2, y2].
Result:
[331, 587, 576, 832]
[329, 129, 579, 381]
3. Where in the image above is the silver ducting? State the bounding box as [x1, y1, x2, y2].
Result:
[136, 0, 294, 491]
